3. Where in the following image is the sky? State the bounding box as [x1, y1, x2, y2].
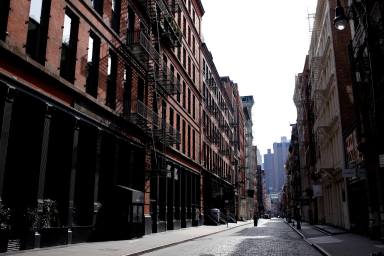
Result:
[201, 0, 318, 159]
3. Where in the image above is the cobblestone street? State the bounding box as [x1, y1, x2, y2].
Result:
[143, 219, 321, 256]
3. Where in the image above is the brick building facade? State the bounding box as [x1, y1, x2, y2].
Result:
[0, 0, 247, 252]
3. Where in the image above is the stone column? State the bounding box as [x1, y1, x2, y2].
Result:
[92, 129, 102, 226]
[67, 118, 80, 244]
[34, 104, 53, 248]
[0, 86, 15, 201]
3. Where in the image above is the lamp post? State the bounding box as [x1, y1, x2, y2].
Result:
[334, 0, 348, 30]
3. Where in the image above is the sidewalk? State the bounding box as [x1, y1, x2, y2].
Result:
[0, 221, 253, 256]
[287, 221, 384, 256]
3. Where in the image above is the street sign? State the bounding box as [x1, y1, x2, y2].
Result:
[342, 168, 356, 178]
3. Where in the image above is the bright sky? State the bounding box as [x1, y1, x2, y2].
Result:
[201, 0, 317, 158]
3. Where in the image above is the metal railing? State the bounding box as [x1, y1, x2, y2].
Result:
[153, 63, 181, 95]
[126, 30, 161, 66]
[130, 100, 160, 131]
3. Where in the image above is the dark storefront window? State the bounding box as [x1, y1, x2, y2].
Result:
[2, 93, 45, 237]
[74, 123, 97, 226]
[60, 9, 79, 83]
[44, 110, 75, 226]
[26, 0, 51, 64]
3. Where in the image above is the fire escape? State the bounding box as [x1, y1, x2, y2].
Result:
[108, 0, 183, 163]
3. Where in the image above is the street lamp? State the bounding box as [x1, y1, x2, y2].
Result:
[334, 0, 348, 30]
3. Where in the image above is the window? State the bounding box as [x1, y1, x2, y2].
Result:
[188, 26, 191, 45]
[192, 36, 195, 55]
[177, 74, 181, 102]
[177, 9, 181, 26]
[26, 0, 51, 64]
[188, 88, 191, 114]
[182, 120, 186, 154]
[162, 100, 166, 125]
[176, 114, 180, 150]
[106, 50, 118, 109]
[183, 82, 186, 109]
[170, 64, 175, 91]
[183, 48, 186, 68]
[127, 7, 135, 33]
[138, 77, 145, 102]
[192, 95, 195, 119]
[169, 108, 174, 127]
[183, 17, 186, 35]
[85, 33, 100, 97]
[187, 125, 191, 157]
[123, 66, 132, 115]
[177, 46, 181, 60]
[60, 10, 79, 83]
[192, 64, 195, 83]
[188, 56, 191, 75]
[91, 0, 103, 15]
[111, 0, 121, 33]
[192, 129, 195, 160]
[0, 0, 10, 41]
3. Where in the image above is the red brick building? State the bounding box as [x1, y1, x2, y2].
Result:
[0, 0, 245, 252]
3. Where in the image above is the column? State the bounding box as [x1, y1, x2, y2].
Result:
[167, 165, 175, 230]
[92, 129, 102, 226]
[34, 104, 53, 248]
[67, 118, 80, 244]
[192, 174, 196, 225]
[164, 167, 168, 230]
[0, 86, 15, 201]
[181, 170, 186, 227]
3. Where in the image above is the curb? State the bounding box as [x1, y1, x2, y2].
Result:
[284, 221, 331, 256]
[124, 221, 253, 256]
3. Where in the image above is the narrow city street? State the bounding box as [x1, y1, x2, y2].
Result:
[142, 219, 321, 256]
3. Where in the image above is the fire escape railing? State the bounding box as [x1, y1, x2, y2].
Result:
[148, 61, 181, 96]
[126, 30, 161, 68]
[152, 119, 181, 145]
[129, 100, 160, 132]
[137, 0, 182, 47]
[154, 0, 182, 47]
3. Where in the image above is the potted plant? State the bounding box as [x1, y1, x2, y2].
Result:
[0, 202, 11, 252]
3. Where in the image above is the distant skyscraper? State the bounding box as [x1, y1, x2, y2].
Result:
[263, 149, 274, 193]
[263, 137, 290, 193]
[273, 138, 289, 192]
